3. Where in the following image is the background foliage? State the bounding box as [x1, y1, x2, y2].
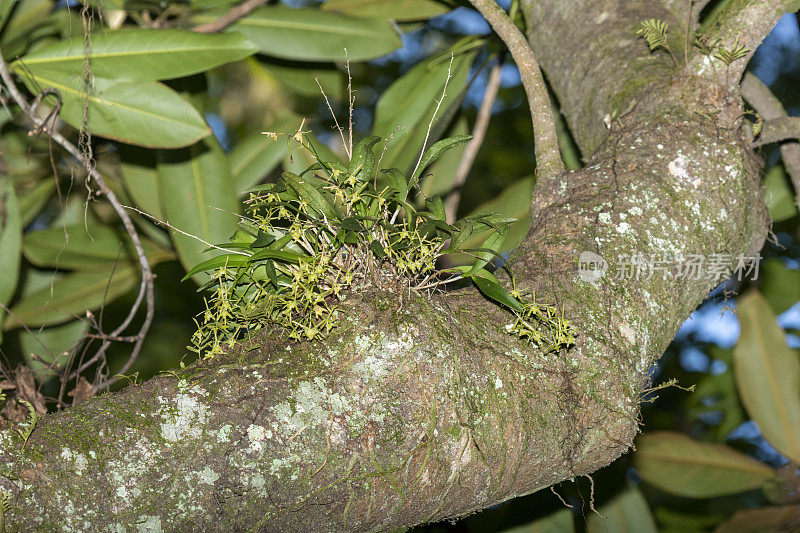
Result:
[0, 0, 798, 531]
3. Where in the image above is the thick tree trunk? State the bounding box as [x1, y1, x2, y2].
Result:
[1, 1, 795, 530]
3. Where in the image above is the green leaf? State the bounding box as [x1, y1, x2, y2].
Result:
[158, 138, 241, 284]
[280, 172, 341, 221]
[14, 29, 257, 81]
[451, 266, 522, 312]
[411, 134, 472, 183]
[84, 0, 125, 9]
[381, 168, 409, 201]
[688, 350, 746, 441]
[0, 179, 22, 343]
[369, 240, 387, 258]
[260, 59, 344, 100]
[734, 290, 800, 464]
[0, 0, 53, 60]
[424, 196, 446, 221]
[20, 319, 88, 382]
[0, 0, 16, 31]
[760, 259, 800, 315]
[249, 249, 305, 264]
[181, 254, 249, 281]
[23, 224, 171, 270]
[349, 136, 381, 181]
[499, 508, 573, 533]
[119, 146, 164, 220]
[716, 505, 799, 533]
[194, 6, 401, 62]
[17, 179, 56, 227]
[230, 114, 297, 194]
[13, 70, 210, 148]
[465, 228, 507, 276]
[3, 265, 139, 330]
[462, 177, 535, 254]
[420, 116, 469, 198]
[634, 431, 775, 498]
[764, 164, 798, 223]
[586, 486, 657, 533]
[372, 50, 474, 173]
[322, 0, 450, 21]
[190, 0, 239, 7]
[340, 217, 363, 232]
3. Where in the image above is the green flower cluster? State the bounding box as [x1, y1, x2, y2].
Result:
[188, 129, 576, 357]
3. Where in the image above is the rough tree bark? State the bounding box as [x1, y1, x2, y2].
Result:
[1, 0, 796, 530]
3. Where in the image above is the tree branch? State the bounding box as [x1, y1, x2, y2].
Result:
[445, 60, 503, 223]
[467, 0, 565, 184]
[741, 72, 800, 207]
[193, 0, 266, 33]
[0, 1, 777, 529]
[0, 48, 155, 392]
[701, 0, 800, 80]
[753, 116, 800, 146]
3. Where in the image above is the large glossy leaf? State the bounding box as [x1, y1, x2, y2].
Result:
[13, 70, 210, 148]
[715, 505, 799, 533]
[734, 290, 800, 464]
[15, 29, 257, 81]
[688, 350, 746, 441]
[759, 259, 800, 315]
[17, 179, 56, 227]
[230, 114, 297, 194]
[23, 224, 172, 270]
[500, 508, 574, 533]
[158, 138, 241, 284]
[373, 51, 474, 172]
[0, 0, 53, 60]
[634, 431, 775, 498]
[20, 318, 88, 382]
[3, 265, 139, 330]
[0, 179, 22, 343]
[194, 6, 401, 62]
[119, 146, 164, 220]
[322, 0, 450, 21]
[586, 486, 657, 533]
[0, 0, 15, 30]
[260, 60, 344, 100]
[764, 164, 798, 223]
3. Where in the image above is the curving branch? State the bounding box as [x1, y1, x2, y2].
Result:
[753, 116, 800, 147]
[466, 0, 565, 184]
[741, 72, 800, 207]
[701, 0, 800, 80]
[0, 48, 155, 392]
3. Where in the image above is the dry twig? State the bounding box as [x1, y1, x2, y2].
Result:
[0, 48, 154, 392]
